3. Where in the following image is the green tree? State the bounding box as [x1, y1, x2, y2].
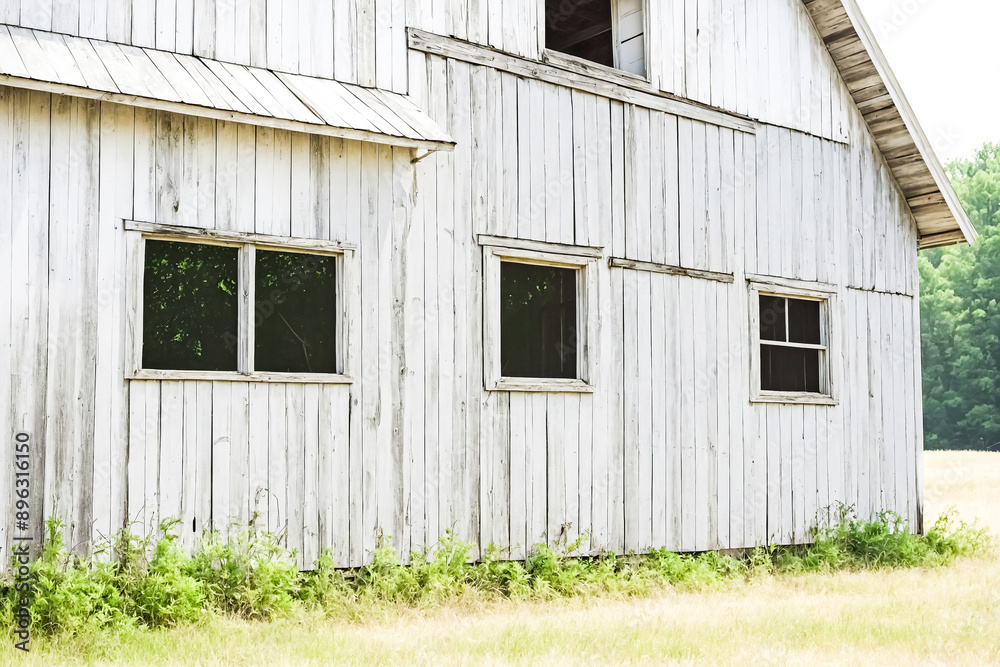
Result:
[920, 143, 1000, 450]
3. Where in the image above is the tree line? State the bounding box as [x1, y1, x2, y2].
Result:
[920, 143, 1000, 450]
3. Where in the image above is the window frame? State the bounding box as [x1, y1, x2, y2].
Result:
[481, 235, 600, 393]
[125, 221, 355, 384]
[748, 275, 840, 406]
[540, 0, 650, 82]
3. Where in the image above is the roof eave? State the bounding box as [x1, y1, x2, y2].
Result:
[806, 0, 977, 248]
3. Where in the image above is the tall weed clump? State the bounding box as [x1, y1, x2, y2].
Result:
[187, 520, 299, 620]
[21, 519, 133, 640]
[0, 506, 991, 643]
[775, 506, 991, 572]
[122, 521, 205, 627]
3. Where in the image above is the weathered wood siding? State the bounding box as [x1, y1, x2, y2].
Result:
[0, 0, 880, 140]
[406, 0, 850, 141]
[405, 32, 923, 555]
[0, 91, 416, 568]
[0, 0, 928, 568]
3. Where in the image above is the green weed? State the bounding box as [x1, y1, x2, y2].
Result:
[187, 517, 299, 621]
[0, 506, 990, 646]
[775, 505, 991, 573]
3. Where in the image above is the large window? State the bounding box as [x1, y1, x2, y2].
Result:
[750, 278, 838, 404]
[482, 237, 599, 392]
[129, 223, 350, 381]
[544, 0, 646, 76]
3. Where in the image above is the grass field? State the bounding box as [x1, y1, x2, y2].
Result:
[11, 450, 1000, 665]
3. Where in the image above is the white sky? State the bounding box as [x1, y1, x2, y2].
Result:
[853, 0, 1000, 163]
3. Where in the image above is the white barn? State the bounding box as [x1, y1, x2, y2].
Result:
[0, 0, 976, 568]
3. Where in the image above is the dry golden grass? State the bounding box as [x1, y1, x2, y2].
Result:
[925, 449, 1000, 537]
[14, 450, 1000, 666]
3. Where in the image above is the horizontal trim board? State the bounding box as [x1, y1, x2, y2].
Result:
[761, 341, 828, 352]
[408, 29, 757, 135]
[759, 120, 849, 146]
[126, 220, 357, 253]
[541, 49, 651, 88]
[129, 370, 355, 384]
[845, 286, 915, 299]
[490, 378, 595, 393]
[609, 258, 734, 283]
[746, 273, 839, 295]
[478, 234, 603, 258]
[750, 392, 839, 407]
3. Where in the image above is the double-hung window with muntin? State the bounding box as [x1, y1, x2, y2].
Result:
[749, 277, 838, 405]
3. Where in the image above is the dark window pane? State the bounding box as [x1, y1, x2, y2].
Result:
[761, 345, 821, 393]
[501, 262, 578, 379]
[788, 298, 822, 345]
[255, 251, 337, 374]
[545, 0, 615, 67]
[759, 295, 787, 342]
[143, 240, 239, 372]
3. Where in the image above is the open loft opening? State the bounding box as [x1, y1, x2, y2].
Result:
[544, 0, 646, 76]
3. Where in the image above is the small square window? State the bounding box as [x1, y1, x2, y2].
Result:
[758, 295, 825, 394]
[751, 282, 836, 404]
[142, 240, 239, 372]
[255, 250, 338, 374]
[483, 240, 597, 393]
[500, 262, 578, 379]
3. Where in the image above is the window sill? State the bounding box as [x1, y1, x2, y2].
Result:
[751, 391, 838, 406]
[490, 378, 595, 394]
[129, 370, 354, 384]
[541, 49, 650, 90]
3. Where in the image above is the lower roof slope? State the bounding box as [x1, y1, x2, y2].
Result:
[804, 0, 976, 248]
[0, 24, 454, 152]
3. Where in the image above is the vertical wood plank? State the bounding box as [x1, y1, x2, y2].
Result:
[211, 382, 231, 534]
[622, 270, 640, 551]
[248, 382, 269, 533]
[180, 382, 199, 551]
[229, 382, 250, 530]
[127, 382, 147, 533]
[665, 274, 682, 550]
[266, 383, 287, 538]
[509, 393, 526, 560]
[159, 382, 184, 532]
[302, 383, 320, 567]
[636, 271, 652, 551]
[608, 267, 625, 553]
[0, 89, 13, 559]
[650, 273, 666, 549]
[715, 281, 730, 549]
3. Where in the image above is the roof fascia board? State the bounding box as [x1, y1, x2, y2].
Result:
[836, 0, 977, 245]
